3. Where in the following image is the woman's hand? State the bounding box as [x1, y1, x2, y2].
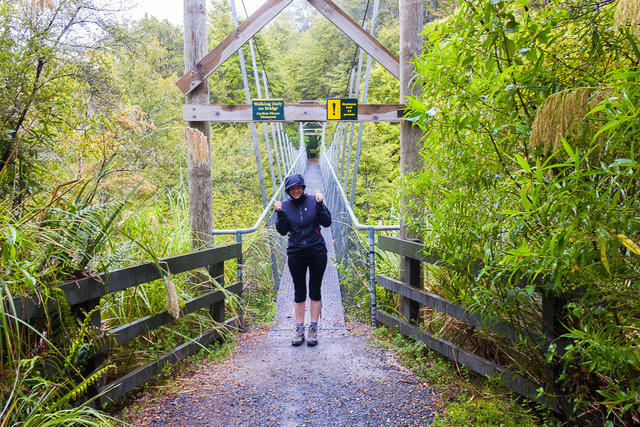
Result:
[274, 200, 282, 211]
[316, 191, 324, 203]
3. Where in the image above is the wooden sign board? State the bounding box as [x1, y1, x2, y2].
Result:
[184, 103, 403, 122]
[252, 99, 285, 121]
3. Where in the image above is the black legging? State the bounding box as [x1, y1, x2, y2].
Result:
[288, 253, 328, 303]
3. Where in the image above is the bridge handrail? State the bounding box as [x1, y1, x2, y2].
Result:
[319, 148, 399, 325]
[319, 150, 399, 232]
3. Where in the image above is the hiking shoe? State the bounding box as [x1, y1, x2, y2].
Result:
[292, 324, 305, 346]
[307, 324, 318, 347]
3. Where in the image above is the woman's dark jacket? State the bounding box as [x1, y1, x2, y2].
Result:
[276, 179, 332, 257]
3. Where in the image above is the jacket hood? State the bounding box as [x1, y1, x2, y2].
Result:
[284, 174, 306, 195]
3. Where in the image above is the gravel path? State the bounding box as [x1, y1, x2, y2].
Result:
[122, 325, 440, 426]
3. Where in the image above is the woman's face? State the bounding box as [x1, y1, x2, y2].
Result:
[289, 185, 304, 199]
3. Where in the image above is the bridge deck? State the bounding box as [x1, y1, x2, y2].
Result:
[269, 160, 347, 338]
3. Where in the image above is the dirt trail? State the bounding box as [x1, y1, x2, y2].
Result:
[122, 325, 440, 426]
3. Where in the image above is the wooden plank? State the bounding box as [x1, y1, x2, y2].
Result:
[183, 104, 404, 122]
[60, 244, 241, 305]
[9, 295, 58, 325]
[379, 236, 542, 289]
[378, 275, 518, 342]
[377, 310, 558, 413]
[12, 244, 241, 321]
[402, 253, 421, 323]
[378, 235, 481, 275]
[95, 316, 241, 407]
[378, 235, 442, 264]
[95, 282, 242, 355]
[176, 0, 293, 94]
[307, 0, 400, 79]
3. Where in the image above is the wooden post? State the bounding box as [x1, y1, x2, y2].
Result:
[402, 247, 422, 322]
[184, 0, 213, 252]
[398, 0, 424, 321]
[208, 262, 226, 323]
[542, 290, 568, 413]
[184, 0, 224, 324]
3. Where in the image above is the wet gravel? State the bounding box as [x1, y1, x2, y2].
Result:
[122, 325, 441, 426]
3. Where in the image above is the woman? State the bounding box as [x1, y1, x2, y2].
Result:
[275, 174, 332, 346]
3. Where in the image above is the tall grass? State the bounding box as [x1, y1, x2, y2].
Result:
[1, 148, 289, 424]
[1, 158, 137, 424]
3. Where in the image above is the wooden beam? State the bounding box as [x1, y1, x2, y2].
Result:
[307, 0, 399, 80]
[378, 235, 443, 265]
[60, 244, 241, 306]
[378, 275, 519, 342]
[95, 316, 241, 407]
[379, 235, 540, 288]
[12, 244, 241, 321]
[377, 310, 559, 413]
[94, 283, 242, 355]
[176, 0, 293, 94]
[183, 104, 404, 122]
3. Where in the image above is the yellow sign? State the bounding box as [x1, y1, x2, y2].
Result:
[326, 98, 358, 120]
[327, 99, 341, 120]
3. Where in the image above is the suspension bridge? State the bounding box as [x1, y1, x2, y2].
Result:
[176, 0, 555, 414]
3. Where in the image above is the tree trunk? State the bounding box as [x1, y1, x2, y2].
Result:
[399, 0, 424, 322]
[184, 0, 213, 251]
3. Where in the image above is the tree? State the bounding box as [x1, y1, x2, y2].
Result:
[112, 17, 186, 190]
[0, 0, 123, 202]
[405, 0, 640, 422]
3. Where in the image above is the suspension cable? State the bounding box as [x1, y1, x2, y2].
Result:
[343, 0, 371, 97]
[241, 0, 275, 98]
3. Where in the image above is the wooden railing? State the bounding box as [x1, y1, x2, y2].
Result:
[376, 236, 559, 412]
[8, 243, 242, 407]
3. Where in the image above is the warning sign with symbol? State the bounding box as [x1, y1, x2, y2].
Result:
[326, 98, 358, 121]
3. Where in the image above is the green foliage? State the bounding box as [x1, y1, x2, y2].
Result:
[0, 0, 124, 202]
[1, 301, 118, 426]
[351, 123, 400, 222]
[431, 397, 542, 427]
[405, 0, 640, 423]
[110, 17, 186, 194]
